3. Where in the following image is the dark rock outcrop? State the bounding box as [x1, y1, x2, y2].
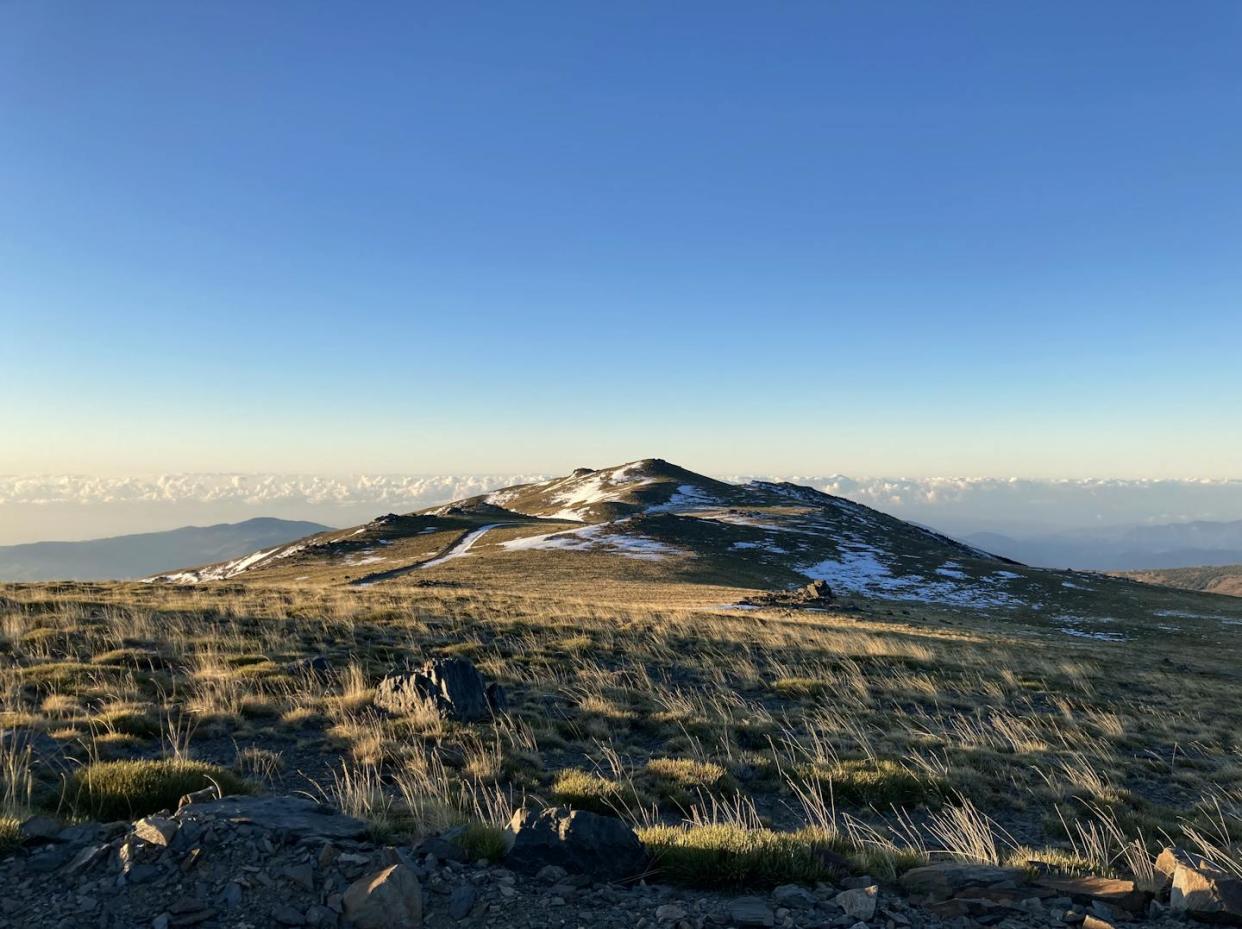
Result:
[503, 807, 648, 883]
[376, 657, 505, 722]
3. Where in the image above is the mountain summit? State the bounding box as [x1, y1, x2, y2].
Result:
[146, 458, 1195, 629]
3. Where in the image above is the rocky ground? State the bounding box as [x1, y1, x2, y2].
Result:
[2, 786, 1236, 929]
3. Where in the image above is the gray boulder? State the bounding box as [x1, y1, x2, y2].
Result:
[900, 862, 1025, 901]
[343, 863, 423, 928]
[376, 657, 505, 722]
[503, 806, 648, 882]
[174, 795, 368, 841]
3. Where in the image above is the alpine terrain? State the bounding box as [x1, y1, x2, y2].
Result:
[2, 460, 1241, 929]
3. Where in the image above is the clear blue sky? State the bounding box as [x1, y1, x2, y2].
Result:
[2, 2, 1239, 478]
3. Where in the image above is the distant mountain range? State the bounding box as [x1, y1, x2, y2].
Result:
[0, 518, 331, 581]
[964, 520, 1242, 571]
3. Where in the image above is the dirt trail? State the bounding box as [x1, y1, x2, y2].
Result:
[349, 524, 498, 586]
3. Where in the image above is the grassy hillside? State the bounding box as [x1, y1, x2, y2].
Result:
[3, 558, 1242, 879]
[3, 460, 1240, 892]
[1121, 564, 1242, 598]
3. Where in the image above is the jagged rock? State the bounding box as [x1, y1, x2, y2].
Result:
[177, 784, 221, 810]
[835, 885, 879, 920]
[375, 657, 504, 722]
[174, 795, 368, 840]
[133, 815, 179, 847]
[63, 843, 109, 875]
[504, 806, 648, 882]
[19, 815, 61, 842]
[485, 680, 508, 715]
[772, 883, 816, 908]
[1036, 876, 1151, 916]
[289, 655, 332, 677]
[900, 863, 1025, 901]
[731, 896, 775, 927]
[656, 903, 688, 921]
[801, 579, 834, 601]
[1159, 847, 1242, 925]
[343, 864, 423, 929]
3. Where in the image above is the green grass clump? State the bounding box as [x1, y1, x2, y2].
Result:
[458, 820, 508, 861]
[64, 759, 249, 820]
[94, 707, 161, 738]
[90, 648, 164, 668]
[806, 758, 943, 807]
[644, 757, 732, 805]
[0, 817, 22, 852]
[550, 768, 624, 814]
[772, 677, 832, 697]
[646, 758, 729, 789]
[639, 823, 837, 887]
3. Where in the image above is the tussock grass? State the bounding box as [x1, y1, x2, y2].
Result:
[804, 758, 944, 807]
[0, 576, 1239, 888]
[0, 816, 22, 851]
[640, 823, 838, 887]
[63, 759, 249, 820]
[551, 768, 625, 814]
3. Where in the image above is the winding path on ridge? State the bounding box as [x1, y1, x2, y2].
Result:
[349, 524, 499, 586]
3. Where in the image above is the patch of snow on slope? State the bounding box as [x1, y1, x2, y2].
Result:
[648, 484, 721, 513]
[419, 525, 498, 569]
[502, 524, 682, 561]
[800, 544, 1024, 609]
[730, 541, 789, 554]
[1154, 609, 1222, 620]
[484, 488, 521, 507]
[537, 466, 662, 519]
[147, 546, 281, 584]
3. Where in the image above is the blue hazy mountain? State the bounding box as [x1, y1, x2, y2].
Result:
[0, 518, 332, 581]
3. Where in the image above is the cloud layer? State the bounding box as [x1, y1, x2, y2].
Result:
[5, 473, 1242, 540]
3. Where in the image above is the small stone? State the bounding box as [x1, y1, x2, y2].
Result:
[773, 884, 816, 909]
[448, 883, 477, 919]
[64, 843, 109, 875]
[536, 864, 569, 883]
[1081, 915, 1115, 929]
[731, 896, 776, 928]
[177, 785, 221, 810]
[224, 882, 243, 908]
[152, 917, 170, 929]
[834, 886, 878, 922]
[273, 903, 307, 926]
[133, 815, 179, 847]
[343, 864, 423, 929]
[657, 904, 688, 921]
[284, 862, 317, 891]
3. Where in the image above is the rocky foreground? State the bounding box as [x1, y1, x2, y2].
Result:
[2, 784, 1240, 929]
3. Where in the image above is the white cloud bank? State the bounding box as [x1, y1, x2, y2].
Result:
[3, 472, 1242, 546]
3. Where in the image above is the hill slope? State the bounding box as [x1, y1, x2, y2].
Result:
[0, 517, 331, 581]
[144, 460, 1242, 642]
[1120, 563, 1242, 597]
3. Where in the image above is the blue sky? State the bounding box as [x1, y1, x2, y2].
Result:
[2, 2, 1239, 478]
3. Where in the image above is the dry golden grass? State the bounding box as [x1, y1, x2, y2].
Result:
[0, 574, 1239, 883]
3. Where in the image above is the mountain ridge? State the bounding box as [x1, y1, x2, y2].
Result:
[0, 517, 332, 581]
